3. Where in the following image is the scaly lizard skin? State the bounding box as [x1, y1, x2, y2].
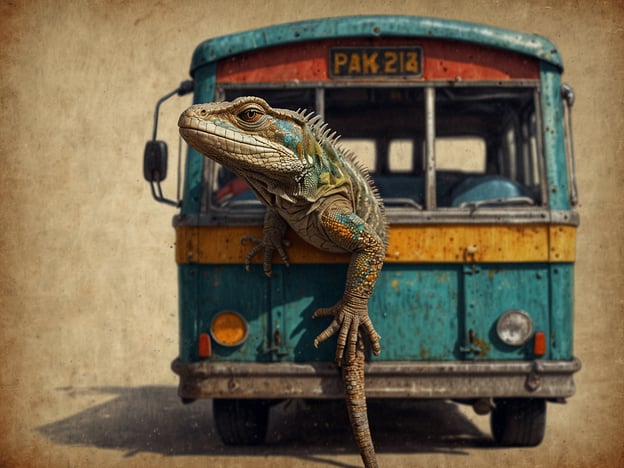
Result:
[179, 96, 387, 468]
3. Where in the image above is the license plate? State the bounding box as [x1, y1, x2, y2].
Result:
[329, 47, 423, 78]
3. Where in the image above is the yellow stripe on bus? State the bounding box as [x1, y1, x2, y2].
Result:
[176, 224, 576, 264]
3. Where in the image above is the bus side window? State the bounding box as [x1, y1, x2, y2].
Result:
[340, 138, 376, 172]
[342, 138, 425, 208]
[494, 112, 542, 204]
[379, 139, 424, 207]
[211, 165, 257, 207]
[436, 137, 486, 206]
[505, 125, 518, 181]
[388, 139, 415, 172]
[434, 86, 541, 208]
[521, 113, 542, 199]
[436, 137, 486, 172]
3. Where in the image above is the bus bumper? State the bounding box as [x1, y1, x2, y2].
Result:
[171, 357, 581, 400]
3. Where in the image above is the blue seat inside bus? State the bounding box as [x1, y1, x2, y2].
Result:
[216, 173, 533, 209]
[449, 175, 533, 206]
[373, 174, 534, 208]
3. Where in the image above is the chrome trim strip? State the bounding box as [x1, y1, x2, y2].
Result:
[215, 80, 541, 90]
[173, 209, 579, 227]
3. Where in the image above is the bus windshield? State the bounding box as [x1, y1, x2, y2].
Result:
[203, 83, 544, 214]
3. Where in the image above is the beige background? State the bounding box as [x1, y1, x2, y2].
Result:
[1, 1, 622, 467]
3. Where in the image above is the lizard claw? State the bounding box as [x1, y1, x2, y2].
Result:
[241, 235, 290, 277]
[312, 296, 380, 366]
[240, 209, 290, 276]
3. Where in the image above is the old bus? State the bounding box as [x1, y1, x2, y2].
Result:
[144, 16, 580, 447]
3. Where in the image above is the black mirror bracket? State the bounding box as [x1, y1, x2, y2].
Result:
[143, 80, 194, 207]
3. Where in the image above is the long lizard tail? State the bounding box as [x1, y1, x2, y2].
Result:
[342, 333, 378, 468]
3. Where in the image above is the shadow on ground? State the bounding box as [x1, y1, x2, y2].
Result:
[38, 386, 493, 463]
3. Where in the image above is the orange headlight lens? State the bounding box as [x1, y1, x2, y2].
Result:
[210, 310, 249, 347]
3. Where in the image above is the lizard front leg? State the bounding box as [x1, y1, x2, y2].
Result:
[312, 206, 384, 365]
[242, 208, 290, 277]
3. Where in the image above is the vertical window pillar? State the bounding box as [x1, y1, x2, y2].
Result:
[315, 87, 325, 120]
[425, 87, 437, 210]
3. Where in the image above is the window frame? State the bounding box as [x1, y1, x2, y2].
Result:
[203, 80, 547, 222]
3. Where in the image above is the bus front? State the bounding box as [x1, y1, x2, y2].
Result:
[147, 16, 580, 448]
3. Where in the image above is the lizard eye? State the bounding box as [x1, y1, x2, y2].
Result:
[237, 107, 264, 124]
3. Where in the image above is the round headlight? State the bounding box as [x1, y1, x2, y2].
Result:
[496, 310, 534, 346]
[210, 310, 249, 347]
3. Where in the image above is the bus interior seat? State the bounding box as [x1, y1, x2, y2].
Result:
[449, 175, 534, 207]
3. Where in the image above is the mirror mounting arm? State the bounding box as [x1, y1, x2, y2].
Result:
[143, 80, 194, 207]
[561, 83, 578, 206]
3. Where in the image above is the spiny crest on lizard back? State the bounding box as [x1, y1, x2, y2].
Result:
[298, 108, 365, 182]
[287, 105, 386, 239]
[271, 101, 388, 249]
[300, 108, 386, 234]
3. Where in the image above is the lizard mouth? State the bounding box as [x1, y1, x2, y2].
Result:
[179, 116, 274, 155]
[178, 115, 305, 177]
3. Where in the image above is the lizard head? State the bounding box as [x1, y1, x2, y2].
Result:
[178, 96, 319, 184]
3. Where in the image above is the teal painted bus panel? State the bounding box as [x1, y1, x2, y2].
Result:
[549, 263, 575, 360]
[269, 264, 346, 363]
[179, 262, 560, 363]
[178, 264, 199, 361]
[540, 63, 571, 211]
[189, 16, 563, 76]
[370, 265, 461, 361]
[196, 264, 272, 362]
[463, 263, 550, 360]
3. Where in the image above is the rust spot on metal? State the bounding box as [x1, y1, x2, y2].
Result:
[469, 329, 490, 356]
[472, 335, 490, 356]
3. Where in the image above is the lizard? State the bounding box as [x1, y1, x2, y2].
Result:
[178, 96, 387, 468]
